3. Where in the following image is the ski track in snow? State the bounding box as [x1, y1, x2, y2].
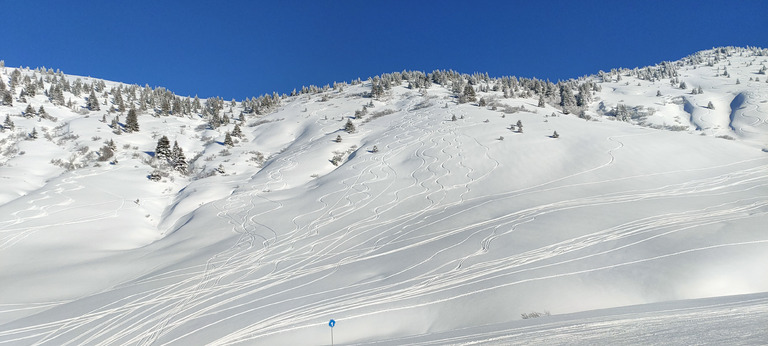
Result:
[0, 168, 129, 250]
[1, 63, 768, 345]
[1, 96, 766, 346]
[361, 295, 768, 345]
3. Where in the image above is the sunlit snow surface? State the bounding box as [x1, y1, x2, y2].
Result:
[1, 48, 767, 345]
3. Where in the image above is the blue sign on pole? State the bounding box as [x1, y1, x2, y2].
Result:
[329, 319, 336, 328]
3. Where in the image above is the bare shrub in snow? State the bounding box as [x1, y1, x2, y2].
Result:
[521, 311, 551, 319]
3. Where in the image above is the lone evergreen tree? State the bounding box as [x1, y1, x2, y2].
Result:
[125, 108, 139, 132]
[29, 127, 38, 139]
[1, 91, 11, 106]
[344, 119, 356, 133]
[231, 123, 243, 138]
[335, 135, 342, 143]
[224, 131, 234, 147]
[111, 117, 121, 134]
[460, 85, 477, 103]
[24, 104, 35, 118]
[88, 89, 100, 111]
[560, 85, 576, 109]
[3, 115, 14, 130]
[516, 120, 523, 133]
[707, 101, 715, 110]
[98, 145, 114, 161]
[171, 141, 188, 174]
[155, 135, 171, 161]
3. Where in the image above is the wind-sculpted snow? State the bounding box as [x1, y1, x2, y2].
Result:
[0, 47, 767, 344]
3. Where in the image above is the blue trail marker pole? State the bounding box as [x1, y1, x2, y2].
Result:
[329, 319, 336, 345]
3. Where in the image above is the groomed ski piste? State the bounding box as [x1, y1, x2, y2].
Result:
[0, 47, 767, 345]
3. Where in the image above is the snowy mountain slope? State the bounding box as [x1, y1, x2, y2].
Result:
[0, 47, 767, 345]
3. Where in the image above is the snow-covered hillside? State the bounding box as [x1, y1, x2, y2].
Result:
[0, 47, 767, 345]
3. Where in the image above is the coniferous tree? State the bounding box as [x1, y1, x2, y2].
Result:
[335, 135, 342, 143]
[24, 104, 35, 118]
[576, 83, 592, 107]
[88, 89, 100, 111]
[111, 117, 121, 134]
[516, 120, 523, 133]
[29, 127, 38, 139]
[155, 135, 171, 161]
[707, 101, 715, 110]
[538, 94, 546, 108]
[98, 145, 114, 161]
[1, 91, 11, 106]
[171, 141, 188, 174]
[560, 85, 576, 109]
[38, 106, 47, 119]
[344, 119, 356, 133]
[3, 115, 14, 130]
[224, 132, 234, 147]
[113, 89, 125, 112]
[231, 123, 243, 138]
[125, 108, 139, 132]
[460, 84, 477, 103]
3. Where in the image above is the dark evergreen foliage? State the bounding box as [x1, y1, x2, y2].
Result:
[155, 135, 171, 161]
[125, 108, 139, 132]
[344, 119, 356, 133]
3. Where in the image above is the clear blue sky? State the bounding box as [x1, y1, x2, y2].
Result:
[4, 0, 767, 100]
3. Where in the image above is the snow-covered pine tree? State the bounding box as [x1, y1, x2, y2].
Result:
[98, 145, 114, 161]
[3, 115, 14, 130]
[1, 91, 11, 106]
[111, 117, 121, 134]
[224, 132, 234, 147]
[125, 108, 139, 132]
[560, 84, 576, 109]
[88, 89, 100, 111]
[460, 85, 477, 104]
[344, 119, 356, 133]
[171, 141, 188, 174]
[231, 123, 243, 138]
[24, 104, 35, 118]
[155, 135, 171, 161]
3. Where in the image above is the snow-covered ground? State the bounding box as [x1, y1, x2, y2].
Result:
[0, 47, 766, 345]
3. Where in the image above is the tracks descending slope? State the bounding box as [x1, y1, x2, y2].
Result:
[1, 99, 766, 345]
